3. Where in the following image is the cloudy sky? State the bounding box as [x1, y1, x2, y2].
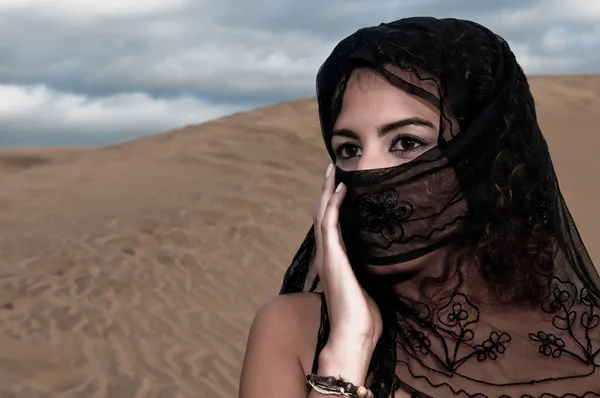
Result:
[0, 0, 599, 146]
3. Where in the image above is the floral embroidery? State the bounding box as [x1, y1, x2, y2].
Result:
[412, 330, 432, 355]
[356, 189, 414, 247]
[529, 277, 600, 365]
[437, 293, 479, 342]
[528, 331, 565, 358]
[474, 331, 511, 361]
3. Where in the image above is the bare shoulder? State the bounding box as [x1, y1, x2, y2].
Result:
[255, 291, 322, 331]
[239, 292, 324, 398]
[249, 292, 323, 366]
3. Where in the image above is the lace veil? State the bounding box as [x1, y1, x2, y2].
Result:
[279, 17, 600, 397]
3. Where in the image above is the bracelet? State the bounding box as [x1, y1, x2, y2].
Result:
[306, 374, 373, 398]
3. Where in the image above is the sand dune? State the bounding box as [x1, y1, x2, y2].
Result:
[0, 147, 89, 178]
[0, 75, 598, 397]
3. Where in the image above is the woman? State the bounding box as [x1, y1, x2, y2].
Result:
[239, 17, 600, 397]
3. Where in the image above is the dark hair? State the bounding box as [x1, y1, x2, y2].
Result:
[411, 74, 558, 307]
[471, 100, 556, 305]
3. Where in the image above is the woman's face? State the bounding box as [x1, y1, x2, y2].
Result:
[331, 68, 441, 171]
[331, 68, 458, 279]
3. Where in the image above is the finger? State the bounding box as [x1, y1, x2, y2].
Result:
[313, 164, 335, 270]
[315, 163, 335, 228]
[321, 182, 362, 296]
[321, 182, 347, 253]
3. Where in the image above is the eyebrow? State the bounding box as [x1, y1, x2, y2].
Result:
[331, 117, 436, 139]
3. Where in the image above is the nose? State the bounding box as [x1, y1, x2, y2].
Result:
[356, 148, 398, 170]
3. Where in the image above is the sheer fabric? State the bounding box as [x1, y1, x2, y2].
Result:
[280, 17, 600, 397]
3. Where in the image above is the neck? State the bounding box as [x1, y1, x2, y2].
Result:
[364, 244, 494, 308]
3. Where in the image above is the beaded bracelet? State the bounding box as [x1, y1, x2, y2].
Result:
[306, 374, 374, 398]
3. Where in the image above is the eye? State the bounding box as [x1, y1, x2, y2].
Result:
[391, 135, 426, 152]
[335, 143, 362, 159]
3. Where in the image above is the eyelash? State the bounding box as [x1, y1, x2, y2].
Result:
[390, 134, 426, 153]
[334, 134, 427, 159]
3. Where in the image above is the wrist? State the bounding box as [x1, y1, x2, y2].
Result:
[317, 343, 374, 387]
[326, 332, 378, 357]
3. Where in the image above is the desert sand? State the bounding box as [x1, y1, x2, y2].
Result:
[0, 75, 598, 397]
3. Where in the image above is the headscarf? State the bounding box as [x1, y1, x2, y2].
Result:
[280, 17, 600, 397]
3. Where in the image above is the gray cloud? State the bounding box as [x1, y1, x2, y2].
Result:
[0, 0, 598, 145]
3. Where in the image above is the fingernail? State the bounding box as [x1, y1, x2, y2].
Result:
[335, 182, 344, 192]
[326, 163, 333, 177]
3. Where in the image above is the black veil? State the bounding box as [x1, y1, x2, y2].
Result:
[280, 17, 600, 397]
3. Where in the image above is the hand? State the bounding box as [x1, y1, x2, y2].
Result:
[313, 164, 383, 353]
